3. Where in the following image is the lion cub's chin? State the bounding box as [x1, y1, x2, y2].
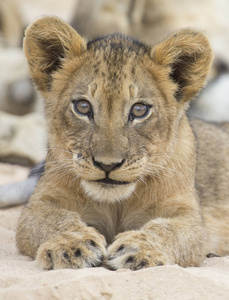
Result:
[81, 179, 136, 203]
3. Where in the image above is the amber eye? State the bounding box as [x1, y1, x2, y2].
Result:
[73, 100, 92, 116]
[130, 103, 151, 120]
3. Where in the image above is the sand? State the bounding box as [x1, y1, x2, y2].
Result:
[0, 164, 229, 300]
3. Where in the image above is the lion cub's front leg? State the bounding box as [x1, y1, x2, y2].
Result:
[107, 230, 171, 270]
[107, 204, 205, 270]
[36, 227, 106, 270]
[17, 199, 106, 270]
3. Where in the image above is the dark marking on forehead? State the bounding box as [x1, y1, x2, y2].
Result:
[93, 61, 102, 68]
[87, 33, 149, 53]
[107, 67, 122, 84]
[93, 60, 102, 76]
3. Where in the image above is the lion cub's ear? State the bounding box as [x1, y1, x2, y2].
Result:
[151, 29, 213, 103]
[24, 16, 86, 93]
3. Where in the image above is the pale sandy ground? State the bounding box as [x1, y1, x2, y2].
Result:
[0, 164, 229, 300]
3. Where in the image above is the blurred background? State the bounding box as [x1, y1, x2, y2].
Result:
[1, 0, 229, 184]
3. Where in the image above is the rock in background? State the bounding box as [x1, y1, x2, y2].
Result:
[0, 112, 46, 166]
[0, 0, 77, 171]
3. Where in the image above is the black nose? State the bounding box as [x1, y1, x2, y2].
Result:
[93, 158, 125, 174]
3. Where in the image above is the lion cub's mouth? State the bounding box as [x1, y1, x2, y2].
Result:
[81, 179, 136, 202]
[94, 178, 130, 185]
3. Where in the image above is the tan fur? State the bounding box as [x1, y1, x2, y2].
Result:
[17, 17, 229, 270]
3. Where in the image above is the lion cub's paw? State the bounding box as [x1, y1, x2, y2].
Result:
[36, 227, 106, 270]
[106, 230, 171, 270]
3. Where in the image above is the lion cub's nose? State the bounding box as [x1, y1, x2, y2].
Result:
[93, 158, 125, 174]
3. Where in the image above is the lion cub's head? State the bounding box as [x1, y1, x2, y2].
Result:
[24, 17, 212, 202]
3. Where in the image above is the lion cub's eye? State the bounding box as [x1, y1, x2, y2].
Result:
[130, 103, 151, 120]
[73, 100, 92, 117]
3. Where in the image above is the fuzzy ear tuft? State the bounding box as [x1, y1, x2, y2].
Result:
[24, 16, 86, 92]
[151, 29, 213, 102]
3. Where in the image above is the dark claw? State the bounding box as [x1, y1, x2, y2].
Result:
[63, 251, 70, 260]
[108, 256, 114, 261]
[89, 240, 97, 247]
[155, 260, 164, 266]
[106, 264, 117, 271]
[206, 252, 220, 258]
[46, 251, 53, 270]
[99, 254, 104, 262]
[118, 244, 125, 252]
[47, 250, 52, 259]
[135, 261, 147, 270]
[93, 255, 105, 267]
[74, 249, 82, 257]
[126, 256, 134, 264]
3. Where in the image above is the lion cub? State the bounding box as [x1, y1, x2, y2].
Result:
[17, 16, 229, 270]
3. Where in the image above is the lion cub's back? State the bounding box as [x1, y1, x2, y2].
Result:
[192, 118, 229, 255]
[191, 118, 229, 206]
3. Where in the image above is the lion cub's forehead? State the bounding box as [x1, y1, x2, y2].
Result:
[85, 34, 151, 100]
[87, 34, 150, 74]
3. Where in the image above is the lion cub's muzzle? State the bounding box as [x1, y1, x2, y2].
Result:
[92, 158, 130, 185]
[81, 157, 136, 202]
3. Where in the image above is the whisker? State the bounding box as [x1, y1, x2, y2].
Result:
[144, 162, 178, 174]
[138, 175, 148, 188]
[143, 168, 174, 180]
[46, 147, 74, 155]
